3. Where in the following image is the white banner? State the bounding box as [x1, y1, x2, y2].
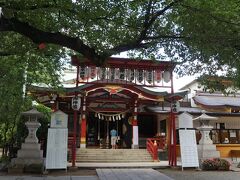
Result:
[179, 129, 199, 169]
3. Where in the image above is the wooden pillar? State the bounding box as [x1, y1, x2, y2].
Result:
[168, 70, 177, 167]
[132, 100, 139, 149]
[80, 96, 87, 148]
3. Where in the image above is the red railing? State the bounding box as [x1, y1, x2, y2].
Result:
[146, 137, 166, 161]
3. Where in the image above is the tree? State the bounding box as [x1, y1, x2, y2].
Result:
[0, 57, 64, 158]
[0, 0, 239, 86]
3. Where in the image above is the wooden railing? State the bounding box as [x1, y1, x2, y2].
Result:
[146, 137, 166, 161]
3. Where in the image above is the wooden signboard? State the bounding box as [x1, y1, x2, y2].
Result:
[179, 129, 199, 170]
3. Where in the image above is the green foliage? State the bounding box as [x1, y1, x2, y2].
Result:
[1, 0, 240, 90]
[201, 158, 231, 171]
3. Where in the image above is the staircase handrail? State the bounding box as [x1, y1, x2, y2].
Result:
[146, 137, 166, 161]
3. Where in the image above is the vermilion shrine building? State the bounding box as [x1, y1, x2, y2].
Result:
[30, 57, 187, 166]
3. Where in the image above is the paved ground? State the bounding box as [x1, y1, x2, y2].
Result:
[158, 168, 240, 180]
[0, 176, 99, 180]
[97, 168, 172, 180]
[1, 167, 240, 180]
[0, 161, 240, 180]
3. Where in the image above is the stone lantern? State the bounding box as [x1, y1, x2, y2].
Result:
[10, 108, 44, 173]
[193, 112, 220, 159]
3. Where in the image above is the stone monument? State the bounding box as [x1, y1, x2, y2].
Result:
[9, 108, 44, 173]
[193, 112, 220, 160]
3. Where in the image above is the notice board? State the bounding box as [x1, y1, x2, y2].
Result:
[46, 128, 68, 169]
[179, 129, 199, 169]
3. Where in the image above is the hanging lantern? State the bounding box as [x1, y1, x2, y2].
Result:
[95, 113, 98, 117]
[127, 69, 134, 82]
[119, 68, 126, 80]
[98, 67, 106, 80]
[163, 71, 171, 83]
[109, 68, 115, 81]
[112, 116, 115, 122]
[137, 70, 144, 83]
[71, 96, 81, 110]
[90, 66, 97, 79]
[98, 113, 101, 119]
[155, 70, 162, 83]
[146, 70, 153, 84]
[114, 68, 120, 80]
[79, 66, 85, 79]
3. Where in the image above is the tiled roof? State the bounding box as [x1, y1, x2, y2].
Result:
[193, 95, 240, 108]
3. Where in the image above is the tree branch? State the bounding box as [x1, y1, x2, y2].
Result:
[110, 0, 183, 54]
[0, 15, 106, 65]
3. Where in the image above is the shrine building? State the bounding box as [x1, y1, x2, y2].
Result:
[30, 57, 187, 166]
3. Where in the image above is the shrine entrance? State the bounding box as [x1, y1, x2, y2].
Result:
[86, 112, 126, 148]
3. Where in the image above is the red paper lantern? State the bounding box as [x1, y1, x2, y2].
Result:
[38, 43, 46, 49]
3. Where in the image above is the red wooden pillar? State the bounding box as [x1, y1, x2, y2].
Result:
[168, 70, 177, 166]
[80, 96, 87, 148]
[132, 100, 139, 149]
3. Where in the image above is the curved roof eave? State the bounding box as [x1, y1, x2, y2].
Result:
[193, 96, 240, 108]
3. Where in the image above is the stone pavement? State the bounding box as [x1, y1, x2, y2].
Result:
[0, 176, 99, 180]
[96, 168, 173, 180]
[0, 168, 173, 180]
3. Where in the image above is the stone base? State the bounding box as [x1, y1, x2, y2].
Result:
[9, 158, 44, 174]
[17, 149, 43, 159]
[11, 158, 44, 165]
[131, 144, 139, 149]
[17, 142, 43, 159]
[198, 144, 220, 160]
[80, 143, 86, 148]
[8, 164, 24, 174]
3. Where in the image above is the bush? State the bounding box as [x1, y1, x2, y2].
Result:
[201, 159, 218, 170]
[201, 158, 230, 171]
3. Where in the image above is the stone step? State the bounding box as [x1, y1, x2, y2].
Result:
[73, 156, 153, 159]
[69, 148, 154, 163]
[75, 159, 153, 162]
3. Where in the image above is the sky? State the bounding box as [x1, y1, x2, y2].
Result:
[174, 75, 196, 90]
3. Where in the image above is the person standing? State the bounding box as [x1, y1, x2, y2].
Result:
[110, 128, 117, 149]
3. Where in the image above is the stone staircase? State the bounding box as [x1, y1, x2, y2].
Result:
[69, 149, 154, 163]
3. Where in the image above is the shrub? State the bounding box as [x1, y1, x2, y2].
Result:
[201, 158, 230, 171]
[201, 159, 218, 170]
